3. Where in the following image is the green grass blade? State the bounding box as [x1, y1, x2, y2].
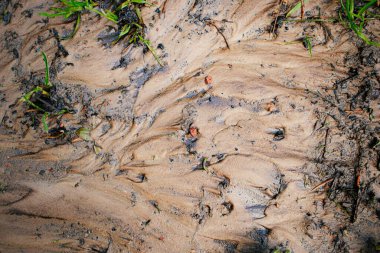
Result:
[135, 7, 143, 23]
[61, 14, 81, 40]
[42, 112, 49, 133]
[19, 86, 47, 112]
[131, 0, 148, 3]
[40, 12, 66, 18]
[286, 0, 310, 18]
[304, 36, 312, 57]
[20, 87, 43, 101]
[88, 7, 118, 23]
[138, 35, 163, 66]
[120, 24, 131, 37]
[41, 52, 52, 88]
[118, 1, 132, 10]
[21, 96, 46, 112]
[117, 0, 151, 11]
[358, 0, 377, 17]
[104, 10, 118, 23]
[56, 109, 69, 115]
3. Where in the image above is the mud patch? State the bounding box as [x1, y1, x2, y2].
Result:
[0, 0, 379, 252]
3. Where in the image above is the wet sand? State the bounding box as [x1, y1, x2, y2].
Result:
[0, 0, 379, 252]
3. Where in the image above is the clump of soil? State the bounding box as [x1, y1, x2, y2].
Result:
[117, 7, 139, 30]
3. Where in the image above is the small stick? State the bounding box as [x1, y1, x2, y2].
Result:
[356, 174, 361, 188]
[161, 0, 169, 15]
[270, 0, 284, 39]
[25, 109, 38, 113]
[206, 21, 230, 49]
[71, 137, 83, 143]
[310, 178, 333, 192]
[301, 0, 305, 20]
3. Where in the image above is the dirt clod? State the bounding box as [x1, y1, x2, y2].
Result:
[205, 75, 213, 84]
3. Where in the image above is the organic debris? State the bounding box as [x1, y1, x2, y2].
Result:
[310, 178, 334, 192]
[192, 157, 210, 172]
[149, 200, 160, 213]
[267, 128, 285, 141]
[76, 127, 92, 141]
[221, 201, 234, 216]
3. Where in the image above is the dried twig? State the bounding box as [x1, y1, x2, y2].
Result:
[270, 0, 284, 39]
[311, 178, 334, 192]
[206, 21, 230, 49]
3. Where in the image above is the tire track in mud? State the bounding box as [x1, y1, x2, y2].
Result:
[0, 0, 379, 252]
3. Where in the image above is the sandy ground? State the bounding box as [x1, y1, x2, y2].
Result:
[0, 0, 379, 252]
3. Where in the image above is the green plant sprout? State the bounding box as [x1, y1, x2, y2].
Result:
[19, 52, 51, 113]
[303, 36, 313, 57]
[19, 52, 69, 133]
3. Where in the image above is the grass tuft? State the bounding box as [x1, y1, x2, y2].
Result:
[286, 0, 379, 47]
[40, 0, 163, 65]
[19, 52, 70, 134]
[340, 0, 380, 46]
[41, 52, 52, 87]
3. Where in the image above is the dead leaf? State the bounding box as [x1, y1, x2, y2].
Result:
[94, 144, 102, 154]
[76, 127, 92, 141]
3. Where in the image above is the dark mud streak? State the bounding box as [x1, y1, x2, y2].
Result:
[350, 144, 362, 223]
[1, 188, 33, 207]
[7, 208, 66, 220]
[8, 142, 64, 158]
[320, 128, 329, 161]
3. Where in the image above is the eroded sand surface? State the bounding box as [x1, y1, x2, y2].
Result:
[0, 0, 379, 252]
